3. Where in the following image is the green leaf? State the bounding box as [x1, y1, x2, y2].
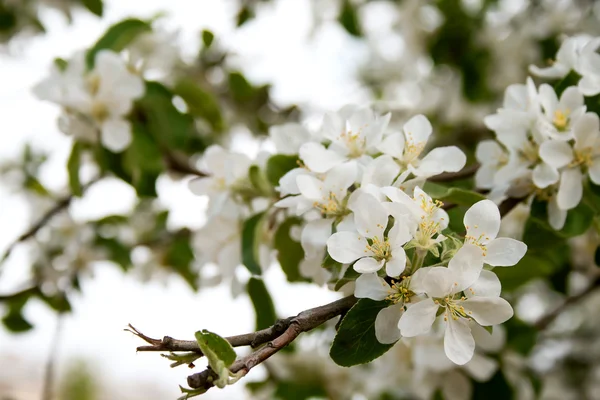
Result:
[137, 82, 197, 150]
[172, 78, 224, 132]
[595, 246, 600, 267]
[423, 182, 486, 207]
[94, 236, 132, 271]
[472, 370, 513, 400]
[553, 70, 581, 97]
[228, 72, 255, 101]
[247, 277, 277, 330]
[2, 311, 33, 333]
[338, 0, 362, 37]
[248, 165, 272, 197]
[241, 212, 267, 276]
[201, 29, 214, 48]
[67, 141, 83, 197]
[495, 246, 568, 291]
[178, 385, 207, 399]
[123, 123, 164, 173]
[330, 299, 395, 367]
[266, 154, 299, 187]
[274, 218, 305, 283]
[194, 329, 237, 368]
[334, 265, 360, 291]
[164, 231, 198, 291]
[236, 6, 254, 26]
[86, 18, 151, 68]
[80, 0, 103, 16]
[527, 198, 594, 238]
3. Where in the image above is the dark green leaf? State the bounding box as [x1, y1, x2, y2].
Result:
[172, 78, 224, 132]
[274, 218, 306, 283]
[86, 18, 151, 68]
[201, 30, 214, 48]
[2, 311, 33, 333]
[266, 154, 299, 187]
[273, 381, 328, 400]
[67, 141, 83, 197]
[136, 81, 196, 150]
[595, 246, 600, 267]
[334, 265, 360, 291]
[236, 6, 254, 26]
[554, 70, 581, 97]
[164, 231, 197, 291]
[194, 329, 237, 368]
[247, 277, 277, 330]
[241, 212, 266, 276]
[39, 293, 71, 313]
[248, 165, 272, 196]
[94, 236, 132, 271]
[330, 299, 395, 367]
[123, 123, 164, 173]
[81, 0, 104, 16]
[472, 370, 513, 400]
[423, 182, 486, 207]
[338, 0, 362, 37]
[228, 72, 255, 101]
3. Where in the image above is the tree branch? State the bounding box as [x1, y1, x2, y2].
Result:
[535, 275, 600, 330]
[0, 177, 101, 268]
[429, 163, 480, 183]
[164, 152, 206, 177]
[185, 295, 357, 390]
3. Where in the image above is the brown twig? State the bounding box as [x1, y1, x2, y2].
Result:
[128, 317, 295, 353]
[429, 163, 480, 183]
[186, 295, 357, 390]
[0, 177, 101, 268]
[164, 152, 206, 177]
[535, 276, 600, 330]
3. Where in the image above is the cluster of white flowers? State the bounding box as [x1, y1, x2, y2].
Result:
[266, 106, 525, 365]
[477, 35, 600, 230]
[33, 28, 181, 152]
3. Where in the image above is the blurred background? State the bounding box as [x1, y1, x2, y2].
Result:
[2, 0, 600, 399]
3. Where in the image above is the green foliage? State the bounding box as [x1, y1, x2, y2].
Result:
[334, 264, 360, 291]
[241, 212, 267, 275]
[504, 317, 538, 355]
[274, 218, 306, 282]
[273, 381, 328, 399]
[93, 236, 132, 271]
[201, 29, 214, 48]
[249, 165, 273, 197]
[338, 0, 362, 37]
[194, 329, 237, 368]
[266, 154, 299, 187]
[86, 18, 152, 68]
[59, 360, 98, 400]
[247, 277, 277, 330]
[173, 78, 224, 133]
[330, 299, 395, 367]
[164, 230, 198, 291]
[472, 370, 513, 400]
[67, 141, 83, 197]
[1, 289, 35, 333]
[80, 0, 104, 17]
[423, 182, 487, 207]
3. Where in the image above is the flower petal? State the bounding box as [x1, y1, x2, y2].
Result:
[463, 354, 498, 382]
[539, 140, 574, 168]
[355, 273, 390, 300]
[484, 237, 527, 267]
[557, 168, 583, 210]
[101, 118, 132, 152]
[548, 196, 567, 230]
[299, 142, 346, 173]
[466, 270, 501, 298]
[532, 163, 560, 188]
[327, 232, 369, 264]
[301, 219, 333, 258]
[375, 305, 403, 344]
[462, 297, 514, 326]
[464, 200, 501, 243]
[354, 257, 385, 273]
[386, 248, 406, 277]
[444, 317, 475, 365]
[448, 243, 485, 291]
[296, 175, 323, 200]
[404, 114, 432, 145]
[352, 193, 388, 239]
[415, 146, 467, 177]
[398, 297, 438, 337]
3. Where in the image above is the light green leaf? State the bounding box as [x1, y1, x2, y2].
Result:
[172, 78, 224, 132]
[423, 182, 486, 207]
[194, 329, 237, 369]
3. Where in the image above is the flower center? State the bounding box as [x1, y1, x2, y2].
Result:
[464, 227, 490, 256]
[569, 148, 593, 168]
[552, 109, 570, 131]
[314, 192, 348, 218]
[403, 133, 426, 164]
[365, 234, 391, 260]
[437, 296, 472, 322]
[386, 277, 414, 304]
[91, 102, 109, 121]
[413, 195, 445, 248]
[339, 130, 366, 158]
